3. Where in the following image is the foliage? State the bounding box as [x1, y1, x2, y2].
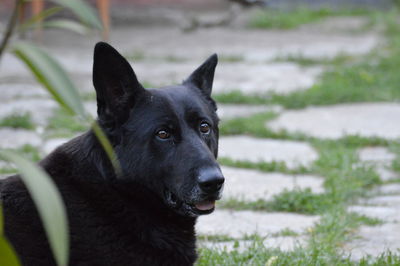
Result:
[0, 113, 35, 130]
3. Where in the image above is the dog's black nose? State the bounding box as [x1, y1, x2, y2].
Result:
[198, 167, 225, 194]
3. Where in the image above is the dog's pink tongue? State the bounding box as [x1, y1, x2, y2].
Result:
[195, 200, 215, 211]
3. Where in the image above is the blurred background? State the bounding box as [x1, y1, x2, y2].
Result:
[1, 0, 400, 264]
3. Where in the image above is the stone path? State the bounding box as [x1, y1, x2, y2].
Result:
[1, 10, 399, 259]
[344, 148, 400, 260]
[267, 103, 400, 139]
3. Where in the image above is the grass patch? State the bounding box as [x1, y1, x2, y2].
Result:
[220, 111, 391, 147]
[274, 53, 356, 67]
[0, 112, 35, 130]
[216, 13, 400, 109]
[124, 50, 146, 62]
[248, 7, 371, 30]
[218, 157, 310, 175]
[219, 55, 245, 63]
[220, 188, 329, 215]
[197, 234, 235, 242]
[46, 108, 87, 136]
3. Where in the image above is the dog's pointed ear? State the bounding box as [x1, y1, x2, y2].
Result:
[183, 53, 218, 96]
[93, 42, 144, 127]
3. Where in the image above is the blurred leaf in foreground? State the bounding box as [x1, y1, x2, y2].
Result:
[0, 151, 68, 266]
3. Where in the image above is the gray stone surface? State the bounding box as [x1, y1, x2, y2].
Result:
[217, 104, 282, 120]
[199, 236, 306, 252]
[267, 103, 400, 139]
[375, 167, 399, 182]
[348, 205, 399, 222]
[0, 129, 42, 149]
[196, 209, 319, 238]
[0, 83, 48, 100]
[358, 147, 396, 165]
[0, 98, 57, 126]
[219, 136, 318, 168]
[43, 138, 69, 155]
[344, 223, 400, 261]
[221, 166, 324, 201]
[375, 184, 400, 195]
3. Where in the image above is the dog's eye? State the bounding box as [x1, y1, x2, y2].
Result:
[156, 130, 171, 140]
[199, 122, 210, 134]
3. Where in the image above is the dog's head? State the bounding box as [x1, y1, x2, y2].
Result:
[92, 42, 224, 217]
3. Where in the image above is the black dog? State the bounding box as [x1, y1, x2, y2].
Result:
[0, 42, 224, 265]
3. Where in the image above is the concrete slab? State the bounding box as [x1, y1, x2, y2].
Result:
[199, 236, 306, 252]
[358, 147, 396, 165]
[221, 166, 324, 201]
[344, 223, 400, 261]
[267, 103, 400, 139]
[219, 136, 318, 168]
[0, 98, 57, 126]
[217, 104, 282, 121]
[348, 205, 399, 222]
[0, 83, 48, 101]
[42, 138, 69, 155]
[196, 209, 319, 238]
[0, 129, 42, 149]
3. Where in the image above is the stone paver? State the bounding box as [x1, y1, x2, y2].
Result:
[0, 129, 42, 149]
[0, 83, 48, 100]
[358, 147, 396, 165]
[219, 136, 318, 168]
[217, 104, 282, 120]
[267, 103, 400, 139]
[197, 209, 318, 238]
[221, 166, 324, 201]
[345, 223, 400, 261]
[0, 98, 57, 126]
[199, 236, 306, 252]
[43, 138, 69, 155]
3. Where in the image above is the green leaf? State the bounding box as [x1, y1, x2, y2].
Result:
[50, 0, 102, 29]
[12, 42, 86, 118]
[43, 19, 89, 35]
[18, 7, 63, 33]
[0, 237, 21, 266]
[0, 151, 69, 266]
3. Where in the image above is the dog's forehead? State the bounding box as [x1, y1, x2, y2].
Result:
[149, 85, 209, 114]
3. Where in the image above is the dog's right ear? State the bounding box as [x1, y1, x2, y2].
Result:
[93, 42, 145, 128]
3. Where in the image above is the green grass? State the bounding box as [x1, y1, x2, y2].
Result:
[219, 157, 310, 175]
[0, 112, 35, 130]
[215, 12, 400, 109]
[200, 11, 400, 264]
[46, 108, 87, 137]
[220, 111, 391, 147]
[273, 53, 356, 67]
[219, 55, 245, 63]
[220, 188, 329, 215]
[249, 7, 371, 30]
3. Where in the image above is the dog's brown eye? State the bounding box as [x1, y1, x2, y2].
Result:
[156, 130, 170, 139]
[199, 122, 210, 134]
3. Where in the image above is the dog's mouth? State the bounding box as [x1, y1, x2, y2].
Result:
[164, 190, 216, 216]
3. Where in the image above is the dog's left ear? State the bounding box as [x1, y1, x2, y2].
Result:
[93, 42, 145, 128]
[183, 54, 218, 97]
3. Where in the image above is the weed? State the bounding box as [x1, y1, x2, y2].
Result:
[249, 8, 371, 30]
[0, 112, 35, 130]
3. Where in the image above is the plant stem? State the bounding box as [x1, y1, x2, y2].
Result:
[0, 0, 23, 62]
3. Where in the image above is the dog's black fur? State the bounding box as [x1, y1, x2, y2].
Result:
[0, 42, 224, 266]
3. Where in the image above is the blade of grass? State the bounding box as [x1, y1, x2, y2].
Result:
[0, 151, 68, 266]
[13, 42, 86, 118]
[18, 7, 63, 33]
[50, 0, 102, 29]
[43, 19, 89, 35]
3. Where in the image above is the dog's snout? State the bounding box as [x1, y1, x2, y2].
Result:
[198, 167, 225, 194]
